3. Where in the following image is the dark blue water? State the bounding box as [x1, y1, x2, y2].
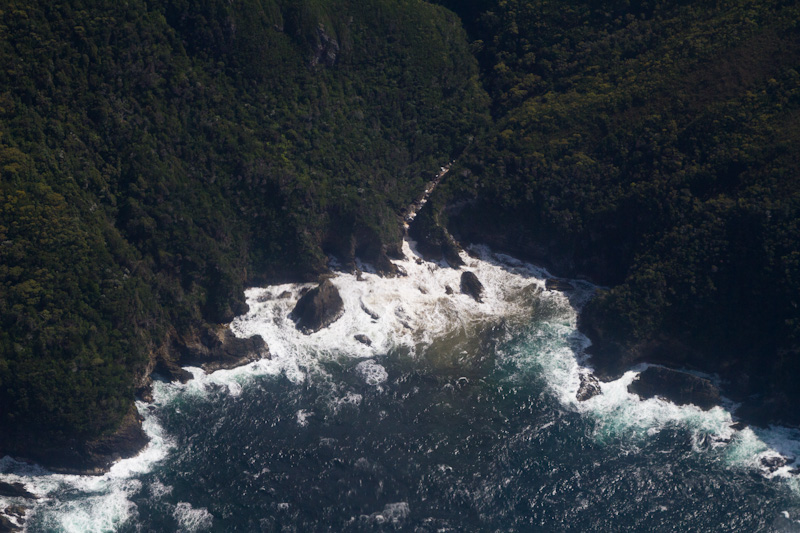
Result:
[7, 248, 800, 532]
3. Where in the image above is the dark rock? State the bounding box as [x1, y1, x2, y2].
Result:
[408, 201, 464, 268]
[395, 264, 408, 277]
[0, 515, 20, 533]
[24, 407, 148, 476]
[761, 455, 789, 472]
[155, 355, 193, 383]
[136, 382, 154, 403]
[360, 301, 380, 320]
[4, 507, 25, 520]
[291, 279, 344, 334]
[200, 332, 268, 373]
[0, 482, 36, 500]
[164, 326, 270, 378]
[545, 278, 574, 291]
[355, 269, 365, 281]
[385, 242, 405, 260]
[310, 23, 339, 67]
[577, 373, 602, 401]
[460, 271, 484, 303]
[628, 366, 721, 410]
[354, 334, 372, 346]
[445, 285, 454, 295]
[278, 291, 292, 299]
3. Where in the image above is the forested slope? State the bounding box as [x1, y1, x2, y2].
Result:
[430, 0, 800, 424]
[3, 0, 799, 469]
[0, 0, 486, 466]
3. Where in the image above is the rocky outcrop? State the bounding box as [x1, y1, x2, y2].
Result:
[545, 278, 574, 291]
[0, 406, 149, 476]
[577, 373, 601, 401]
[760, 455, 793, 473]
[291, 279, 344, 333]
[0, 514, 21, 533]
[0, 483, 36, 500]
[354, 334, 372, 346]
[628, 366, 721, 410]
[460, 271, 484, 303]
[176, 327, 269, 373]
[310, 23, 339, 67]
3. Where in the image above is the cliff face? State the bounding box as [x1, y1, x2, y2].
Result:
[0, 0, 487, 467]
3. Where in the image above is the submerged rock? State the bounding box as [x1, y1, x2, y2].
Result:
[545, 278, 574, 291]
[460, 271, 484, 303]
[628, 366, 721, 410]
[576, 373, 602, 401]
[761, 455, 790, 473]
[291, 279, 344, 334]
[445, 284, 454, 295]
[360, 301, 380, 320]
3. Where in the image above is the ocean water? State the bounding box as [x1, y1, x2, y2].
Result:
[2, 242, 800, 532]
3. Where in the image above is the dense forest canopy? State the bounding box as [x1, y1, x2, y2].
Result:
[1, 0, 799, 464]
[0, 0, 485, 454]
[431, 0, 800, 423]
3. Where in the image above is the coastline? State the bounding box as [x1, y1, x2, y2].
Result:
[3, 223, 799, 530]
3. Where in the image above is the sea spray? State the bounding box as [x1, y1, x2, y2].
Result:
[3, 239, 800, 531]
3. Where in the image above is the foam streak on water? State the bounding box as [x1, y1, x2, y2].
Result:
[2, 238, 799, 531]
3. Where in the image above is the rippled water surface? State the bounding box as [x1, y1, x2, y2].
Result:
[4, 243, 800, 532]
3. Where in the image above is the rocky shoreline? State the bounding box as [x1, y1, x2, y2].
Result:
[2, 165, 796, 531]
[412, 191, 799, 433]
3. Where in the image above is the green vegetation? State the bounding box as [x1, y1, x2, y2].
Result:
[0, 0, 485, 454]
[2, 0, 799, 460]
[433, 0, 800, 422]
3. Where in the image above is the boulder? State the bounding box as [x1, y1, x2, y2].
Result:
[291, 279, 344, 334]
[444, 285, 454, 295]
[360, 301, 380, 320]
[0, 482, 36, 500]
[354, 334, 372, 346]
[545, 278, 574, 291]
[576, 373, 601, 401]
[628, 366, 721, 410]
[460, 271, 484, 302]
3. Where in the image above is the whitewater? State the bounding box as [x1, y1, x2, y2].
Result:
[2, 236, 800, 531]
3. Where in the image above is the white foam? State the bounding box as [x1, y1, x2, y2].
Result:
[150, 480, 174, 499]
[360, 502, 410, 526]
[230, 241, 548, 377]
[4, 234, 800, 529]
[173, 501, 213, 532]
[296, 409, 313, 427]
[0, 395, 175, 531]
[356, 360, 388, 386]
